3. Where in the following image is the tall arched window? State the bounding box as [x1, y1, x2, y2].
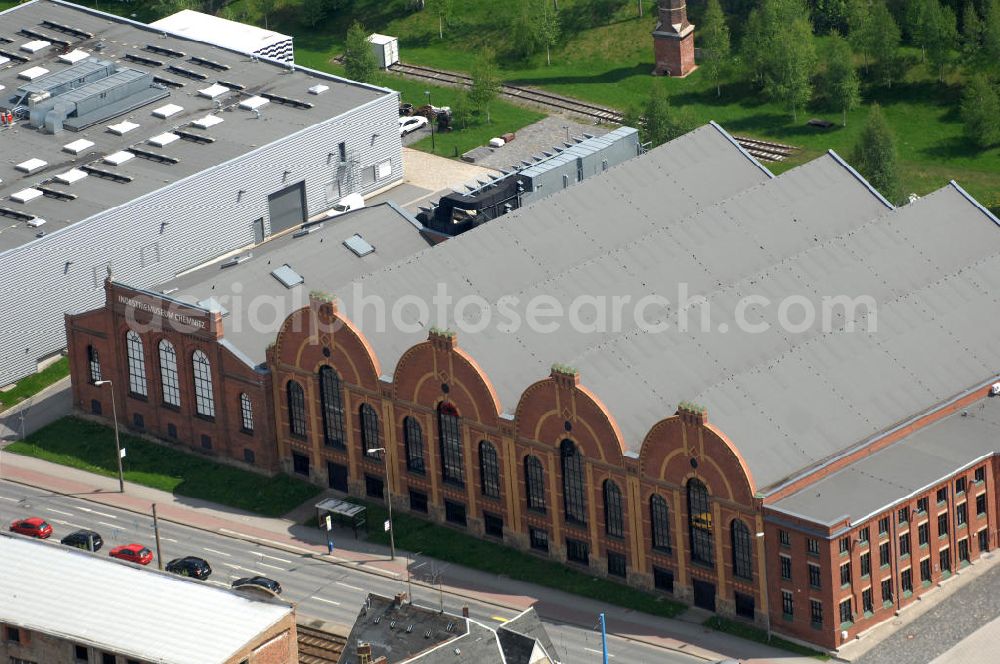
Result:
[438, 403, 464, 486]
[604, 480, 624, 538]
[239, 393, 254, 432]
[158, 340, 180, 407]
[287, 380, 306, 437]
[479, 440, 500, 498]
[319, 366, 346, 448]
[404, 416, 425, 473]
[87, 345, 102, 383]
[125, 330, 147, 397]
[191, 350, 215, 417]
[560, 439, 587, 524]
[525, 456, 546, 512]
[687, 479, 714, 566]
[731, 519, 753, 580]
[650, 494, 671, 552]
[360, 403, 381, 456]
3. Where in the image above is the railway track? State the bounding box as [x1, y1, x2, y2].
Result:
[388, 62, 798, 162]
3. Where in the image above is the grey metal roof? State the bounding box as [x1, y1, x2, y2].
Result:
[0, 533, 292, 664]
[771, 394, 1000, 527]
[498, 608, 558, 663]
[0, 0, 388, 252]
[158, 203, 432, 366]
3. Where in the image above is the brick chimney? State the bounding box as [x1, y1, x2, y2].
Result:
[357, 642, 372, 664]
[676, 401, 708, 426]
[550, 363, 580, 390]
[652, 0, 696, 77]
[428, 326, 457, 352]
[462, 605, 469, 618]
[394, 592, 408, 607]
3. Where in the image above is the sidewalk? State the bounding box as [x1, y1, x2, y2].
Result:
[0, 451, 816, 664]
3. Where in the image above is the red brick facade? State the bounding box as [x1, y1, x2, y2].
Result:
[65, 287, 1000, 652]
[652, 0, 697, 77]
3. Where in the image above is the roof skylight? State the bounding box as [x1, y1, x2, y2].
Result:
[239, 96, 268, 111]
[62, 139, 95, 155]
[198, 83, 228, 99]
[104, 151, 134, 165]
[58, 49, 89, 64]
[148, 133, 179, 147]
[152, 104, 184, 119]
[11, 188, 43, 203]
[191, 115, 223, 129]
[16, 158, 47, 174]
[107, 121, 139, 136]
[54, 168, 88, 185]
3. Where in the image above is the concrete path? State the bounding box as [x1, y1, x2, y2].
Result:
[0, 449, 818, 664]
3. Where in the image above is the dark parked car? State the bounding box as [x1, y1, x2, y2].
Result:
[165, 556, 212, 580]
[9, 517, 52, 539]
[61, 529, 103, 551]
[231, 576, 282, 595]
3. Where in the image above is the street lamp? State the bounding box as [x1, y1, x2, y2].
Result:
[94, 380, 125, 493]
[367, 447, 396, 560]
[756, 531, 771, 644]
[424, 90, 435, 153]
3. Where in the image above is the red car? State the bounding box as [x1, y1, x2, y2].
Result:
[109, 544, 153, 566]
[10, 517, 53, 539]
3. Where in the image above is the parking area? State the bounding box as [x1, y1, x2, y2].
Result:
[365, 148, 501, 214]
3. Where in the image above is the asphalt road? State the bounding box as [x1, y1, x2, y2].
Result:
[0, 479, 703, 664]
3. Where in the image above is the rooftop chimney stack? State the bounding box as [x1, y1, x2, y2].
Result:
[357, 642, 372, 664]
[462, 606, 469, 618]
[394, 592, 408, 607]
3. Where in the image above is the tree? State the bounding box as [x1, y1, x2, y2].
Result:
[343, 22, 378, 85]
[961, 2, 985, 65]
[626, 82, 695, 148]
[469, 48, 502, 123]
[700, 0, 731, 96]
[505, 0, 542, 59]
[426, 0, 454, 39]
[846, 0, 873, 71]
[851, 104, 902, 204]
[742, 0, 818, 119]
[252, 0, 278, 29]
[301, 0, 329, 28]
[982, 0, 1000, 65]
[823, 32, 861, 125]
[539, 0, 561, 66]
[960, 75, 1000, 149]
[868, 1, 901, 87]
[451, 89, 474, 130]
[923, 1, 957, 81]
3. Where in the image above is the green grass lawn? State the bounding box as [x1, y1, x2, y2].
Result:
[352, 498, 686, 619]
[0, 357, 69, 413]
[6, 417, 320, 516]
[704, 616, 830, 660]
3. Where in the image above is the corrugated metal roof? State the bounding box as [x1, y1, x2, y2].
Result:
[0, 534, 291, 664]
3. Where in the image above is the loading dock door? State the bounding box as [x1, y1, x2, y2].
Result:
[268, 181, 306, 234]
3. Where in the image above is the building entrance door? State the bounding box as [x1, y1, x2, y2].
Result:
[693, 579, 716, 612]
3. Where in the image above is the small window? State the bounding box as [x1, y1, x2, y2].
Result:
[917, 497, 929, 513]
[566, 537, 589, 565]
[287, 381, 307, 437]
[6, 626, 21, 643]
[862, 587, 873, 614]
[978, 529, 989, 552]
[603, 480, 624, 538]
[404, 416, 425, 474]
[409, 489, 428, 513]
[529, 527, 549, 552]
[940, 547, 952, 574]
[937, 487, 948, 504]
[75, 644, 89, 661]
[191, 350, 215, 418]
[102, 654, 115, 664]
[919, 522, 930, 546]
[810, 599, 823, 627]
[91, 399, 102, 415]
[525, 456, 546, 512]
[484, 512, 504, 539]
[840, 561, 852, 586]
[87, 345, 102, 383]
[839, 537, 850, 555]
[239, 393, 254, 433]
[879, 541, 890, 567]
[479, 440, 501, 499]
[860, 551, 870, 577]
[201, 434, 212, 450]
[781, 589, 793, 618]
[898, 506, 909, 524]
[958, 538, 970, 563]
[292, 452, 310, 476]
[365, 474, 385, 500]
[734, 591, 755, 620]
[807, 538, 820, 556]
[445, 500, 467, 526]
[977, 493, 987, 516]
[653, 566, 674, 592]
[839, 598, 853, 625]
[957, 502, 968, 526]
[880, 578, 893, 604]
[328, 462, 349, 492]
[778, 529, 790, 547]
[132, 412, 144, 429]
[938, 513, 949, 538]
[956, 477, 967, 494]
[878, 516, 889, 536]
[920, 557, 931, 582]
[859, 527, 869, 544]
[167, 422, 177, 439]
[360, 403, 381, 457]
[244, 448, 255, 465]
[808, 563, 821, 588]
[975, 466, 986, 483]
[607, 551, 627, 578]
[780, 554, 792, 580]
[901, 568, 913, 593]
[898, 532, 910, 557]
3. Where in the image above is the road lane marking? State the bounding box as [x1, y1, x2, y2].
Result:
[51, 519, 85, 529]
[45, 508, 73, 516]
[160, 537, 178, 543]
[0, 496, 18, 502]
[207, 580, 228, 588]
[310, 596, 341, 606]
[491, 616, 508, 623]
[223, 563, 267, 576]
[258, 552, 292, 564]
[203, 548, 231, 557]
[258, 562, 284, 571]
[75, 506, 117, 519]
[336, 581, 363, 592]
[97, 521, 117, 528]
[584, 649, 614, 658]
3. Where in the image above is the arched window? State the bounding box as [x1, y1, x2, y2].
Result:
[287, 381, 306, 437]
[125, 330, 147, 397]
[438, 402, 464, 486]
[604, 480, 624, 538]
[560, 439, 587, 524]
[650, 494, 671, 552]
[191, 350, 215, 417]
[87, 345, 102, 383]
[360, 403, 381, 456]
[239, 393, 254, 432]
[687, 479, 714, 566]
[158, 340, 180, 407]
[479, 440, 500, 498]
[525, 456, 546, 512]
[731, 519, 753, 580]
[319, 366, 346, 448]
[404, 416, 425, 473]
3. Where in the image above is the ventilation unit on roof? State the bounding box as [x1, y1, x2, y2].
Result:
[292, 223, 323, 238]
[16, 158, 47, 174]
[107, 120, 140, 136]
[152, 103, 183, 118]
[239, 96, 268, 111]
[191, 115, 223, 129]
[271, 264, 303, 289]
[189, 55, 229, 72]
[991, 383, 1000, 396]
[221, 253, 252, 268]
[308, 84, 329, 95]
[167, 65, 207, 81]
[343, 234, 374, 257]
[11, 188, 43, 203]
[19, 59, 169, 134]
[125, 52, 163, 68]
[145, 44, 185, 59]
[58, 49, 89, 65]
[104, 150, 134, 165]
[41, 21, 93, 40]
[20, 39, 50, 54]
